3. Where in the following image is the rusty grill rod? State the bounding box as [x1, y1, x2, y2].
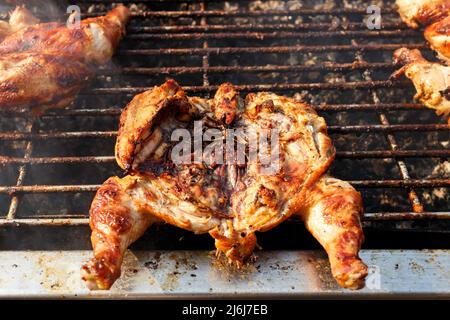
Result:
[0, 124, 448, 141]
[1, 149, 449, 166]
[0, 103, 429, 118]
[85, 8, 397, 18]
[0, 179, 448, 195]
[127, 29, 418, 40]
[129, 22, 408, 33]
[355, 45, 424, 213]
[119, 44, 427, 56]
[1, 211, 450, 227]
[97, 62, 396, 76]
[89, 80, 408, 94]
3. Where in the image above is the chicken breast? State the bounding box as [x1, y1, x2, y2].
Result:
[393, 48, 450, 123]
[82, 80, 367, 291]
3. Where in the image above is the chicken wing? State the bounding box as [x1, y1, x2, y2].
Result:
[83, 80, 367, 290]
[0, 5, 130, 113]
[0, 6, 40, 41]
[393, 48, 450, 123]
[424, 15, 450, 63]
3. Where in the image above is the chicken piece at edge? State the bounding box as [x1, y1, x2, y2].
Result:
[393, 48, 450, 124]
[396, 0, 450, 28]
[0, 5, 130, 66]
[424, 15, 450, 64]
[0, 52, 94, 114]
[0, 6, 130, 113]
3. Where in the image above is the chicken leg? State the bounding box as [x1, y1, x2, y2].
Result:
[81, 173, 223, 290]
[298, 175, 367, 289]
[81, 176, 157, 290]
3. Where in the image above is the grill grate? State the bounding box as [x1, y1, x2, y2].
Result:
[0, 0, 448, 238]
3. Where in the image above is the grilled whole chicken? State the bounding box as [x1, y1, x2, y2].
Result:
[0, 5, 130, 113]
[393, 48, 450, 122]
[82, 80, 368, 290]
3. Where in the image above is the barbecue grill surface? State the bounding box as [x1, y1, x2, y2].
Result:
[0, 0, 449, 296]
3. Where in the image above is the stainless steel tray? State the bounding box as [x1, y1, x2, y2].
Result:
[0, 250, 448, 298]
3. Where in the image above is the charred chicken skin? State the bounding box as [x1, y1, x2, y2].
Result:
[393, 48, 450, 123]
[82, 80, 368, 291]
[0, 5, 130, 113]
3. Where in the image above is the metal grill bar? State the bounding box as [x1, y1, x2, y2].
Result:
[100, 62, 395, 75]
[89, 81, 407, 94]
[6, 120, 35, 220]
[0, 103, 429, 118]
[0, 179, 448, 195]
[119, 44, 427, 56]
[200, 1, 210, 93]
[85, 8, 397, 18]
[0, 124, 447, 141]
[127, 30, 418, 40]
[355, 44, 424, 213]
[128, 22, 408, 33]
[1, 149, 449, 165]
[1, 211, 450, 227]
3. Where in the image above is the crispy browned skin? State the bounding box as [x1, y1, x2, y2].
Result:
[115, 80, 191, 172]
[83, 80, 367, 290]
[0, 5, 130, 64]
[424, 15, 450, 62]
[393, 48, 450, 124]
[0, 53, 94, 113]
[0, 5, 130, 112]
